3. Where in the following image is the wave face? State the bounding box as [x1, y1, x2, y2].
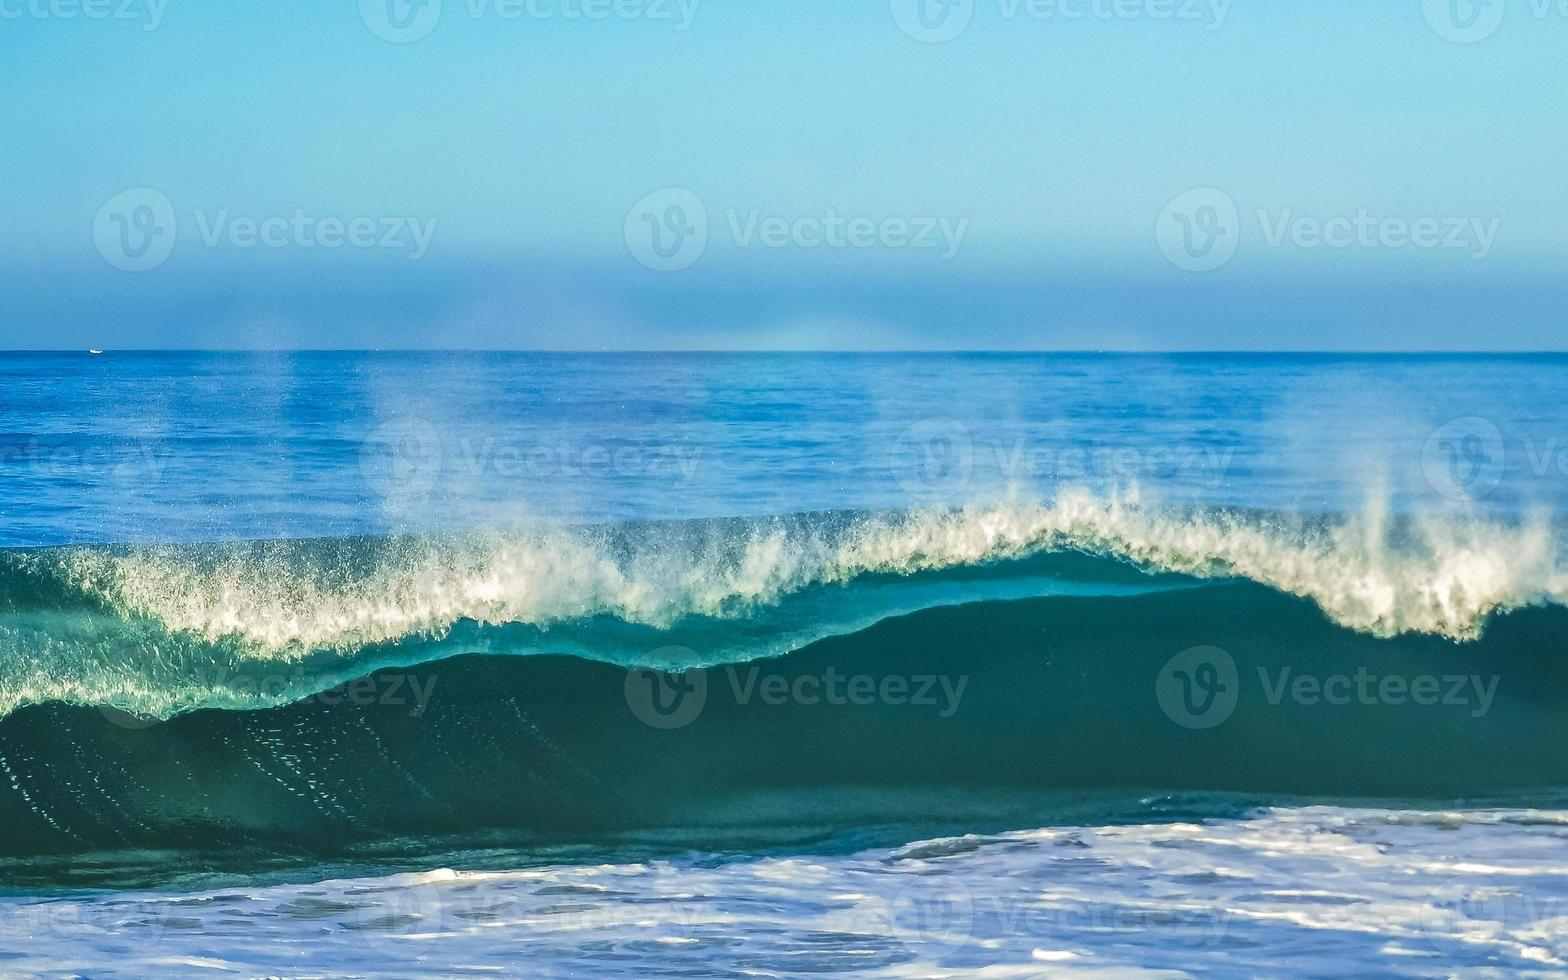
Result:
[1, 498, 1568, 861]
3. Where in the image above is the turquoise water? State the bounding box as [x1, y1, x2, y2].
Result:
[3, 352, 1568, 975]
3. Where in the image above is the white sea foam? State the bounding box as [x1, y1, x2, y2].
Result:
[49, 489, 1568, 652]
[2, 804, 1563, 976]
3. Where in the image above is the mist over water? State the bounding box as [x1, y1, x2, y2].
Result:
[4, 351, 1567, 545]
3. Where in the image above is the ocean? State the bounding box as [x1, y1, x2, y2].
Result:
[2, 351, 1567, 976]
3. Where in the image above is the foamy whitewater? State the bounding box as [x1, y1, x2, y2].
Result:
[3, 352, 1568, 975]
[4, 805, 1567, 977]
[50, 490, 1568, 650]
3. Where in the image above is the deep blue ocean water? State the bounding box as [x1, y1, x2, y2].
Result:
[3, 351, 1567, 546]
[2, 351, 1568, 976]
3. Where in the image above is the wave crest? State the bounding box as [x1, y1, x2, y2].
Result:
[47, 490, 1568, 651]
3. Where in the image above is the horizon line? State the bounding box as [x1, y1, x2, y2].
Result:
[3, 348, 1567, 356]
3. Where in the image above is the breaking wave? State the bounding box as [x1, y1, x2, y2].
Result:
[0, 490, 1564, 720]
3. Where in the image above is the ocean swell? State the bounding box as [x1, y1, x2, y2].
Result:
[0, 491, 1564, 720]
[48, 492, 1568, 643]
[1, 579, 1567, 863]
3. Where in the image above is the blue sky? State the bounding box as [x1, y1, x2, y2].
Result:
[2, 0, 1564, 349]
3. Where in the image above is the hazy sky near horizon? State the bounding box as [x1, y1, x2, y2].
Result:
[2, 0, 1565, 349]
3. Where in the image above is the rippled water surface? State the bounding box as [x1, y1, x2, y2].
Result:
[3, 352, 1567, 976]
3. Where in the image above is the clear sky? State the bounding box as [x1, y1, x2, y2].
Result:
[2, 0, 1565, 349]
